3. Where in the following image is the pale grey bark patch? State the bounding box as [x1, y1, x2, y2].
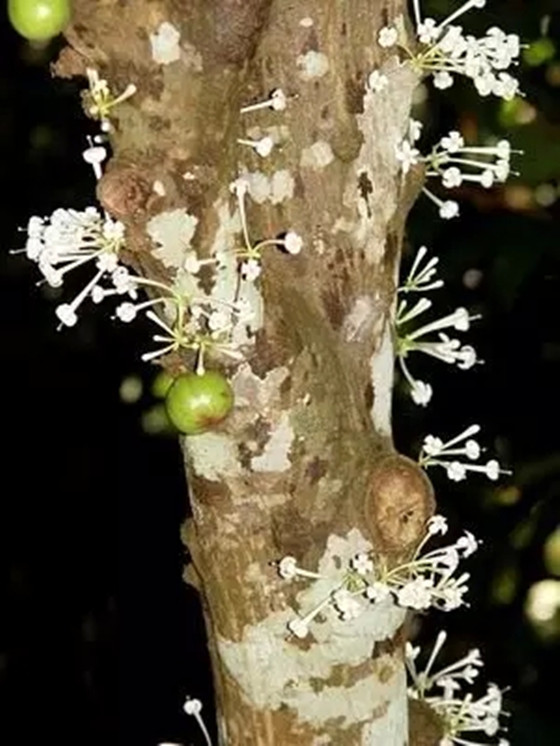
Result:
[218, 529, 406, 724]
[250, 412, 294, 472]
[370, 321, 394, 437]
[150, 22, 182, 65]
[146, 209, 199, 270]
[187, 432, 242, 481]
[300, 141, 335, 170]
[297, 50, 330, 79]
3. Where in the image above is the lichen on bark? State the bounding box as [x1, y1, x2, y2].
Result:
[55, 1, 435, 743]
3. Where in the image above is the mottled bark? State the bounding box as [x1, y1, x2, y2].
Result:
[56, 1, 436, 743]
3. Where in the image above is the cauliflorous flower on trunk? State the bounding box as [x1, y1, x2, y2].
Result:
[419, 424, 512, 482]
[84, 68, 137, 132]
[406, 631, 509, 745]
[395, 296, 481, 405]
[277, 516, 479, 638]
[387, 1, 521, 101]
[21, 207, 127, 328]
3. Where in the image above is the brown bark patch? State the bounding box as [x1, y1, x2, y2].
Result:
[408, 698, 444, 746]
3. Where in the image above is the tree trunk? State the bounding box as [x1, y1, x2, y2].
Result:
[56, 1, 435, 743]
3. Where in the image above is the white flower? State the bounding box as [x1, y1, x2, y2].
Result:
[365, 581, 391, 603]
[82, 139, 107, 180]
[367, 70, 389, 92]
[417, 18, 439, 44]
[428, 515, 448, 535]
[410, 378, 433, 407]
[116, 302, 137, 322]
[240, 88, 287, 113]
[395, 139, 420, 174]
[283, 231, 303, 255]
[351, 553, 374, 576]
[442, 166, 463, 188]
[237, 135, 274, 157]
[378, 25, 398, 48]
[433, 71, 454, 90]
[441, 131, 465, 153]
[409, 119, 424, 143]
[456, 531, 479, 557]
[397, 578, 433, 610]
[278, 556, 297, 579]
[183, 697, 213, 746]
[447, 461, 467, 481]
[240, 258, 262, 282]
[55, 303, 78, 328]
[277, 556, 323, 580]
[440, 200, 460, 219]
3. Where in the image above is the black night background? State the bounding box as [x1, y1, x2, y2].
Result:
[1, 1, 560, 745]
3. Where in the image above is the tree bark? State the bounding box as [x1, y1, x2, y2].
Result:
[56, 1, 435, 743]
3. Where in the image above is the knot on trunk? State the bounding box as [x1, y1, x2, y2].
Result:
[97, 165, 152, 219]
[364, 454, 434, 556]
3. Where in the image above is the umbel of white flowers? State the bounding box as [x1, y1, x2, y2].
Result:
[406, 630, 509, 745]
[277, 515, 478, 640]
[395, 243, 480, 406]
[419, 423, 512, 483]
[394, 120, 519, 221]
[377, 0, 520, 100]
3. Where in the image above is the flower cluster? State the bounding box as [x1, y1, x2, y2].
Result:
[396, 245, 480, 406]
[112, 272, 252, 367]
[407, 631, 509, 745]
[183, 178, 302, 284]
[395, 121, 518, 220]
[277, 515, 478, 639]
[84, 68, 137, 132]
[22, 207, 127, 328]
[419, 424, 511, 483]
[378, 0, 521, 100]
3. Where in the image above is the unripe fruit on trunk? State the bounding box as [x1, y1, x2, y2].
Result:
[165, 370, 234, 435]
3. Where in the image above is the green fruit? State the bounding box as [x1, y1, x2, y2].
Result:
[165, 370, 234, 435]
[8, 0, 71, 41]
[151, 370, 175, 399]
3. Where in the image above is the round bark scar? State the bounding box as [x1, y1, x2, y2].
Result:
[97, 166, 152, 219]
[365, 454, 434, 553]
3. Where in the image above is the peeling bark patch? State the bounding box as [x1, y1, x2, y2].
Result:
[300, 141, 334, 170]
[370, 321, 394, 437]
[186, 432, 242, 482]
[360, 666, 408, 745]
[242, 169, 295, 205]
[150, 22, 181, 65]
[297, 51, 329, 80]
[342, 295, 378, 343]
[251, 412, 294, 472]
[147, 209, 199, 270]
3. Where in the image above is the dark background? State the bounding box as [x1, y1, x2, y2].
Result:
[1, 1, 559, 744]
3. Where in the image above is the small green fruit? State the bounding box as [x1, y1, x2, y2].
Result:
[151, 370, 175, 399]
[165, 370, 234, 435]
[8, 0, 71, 42]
